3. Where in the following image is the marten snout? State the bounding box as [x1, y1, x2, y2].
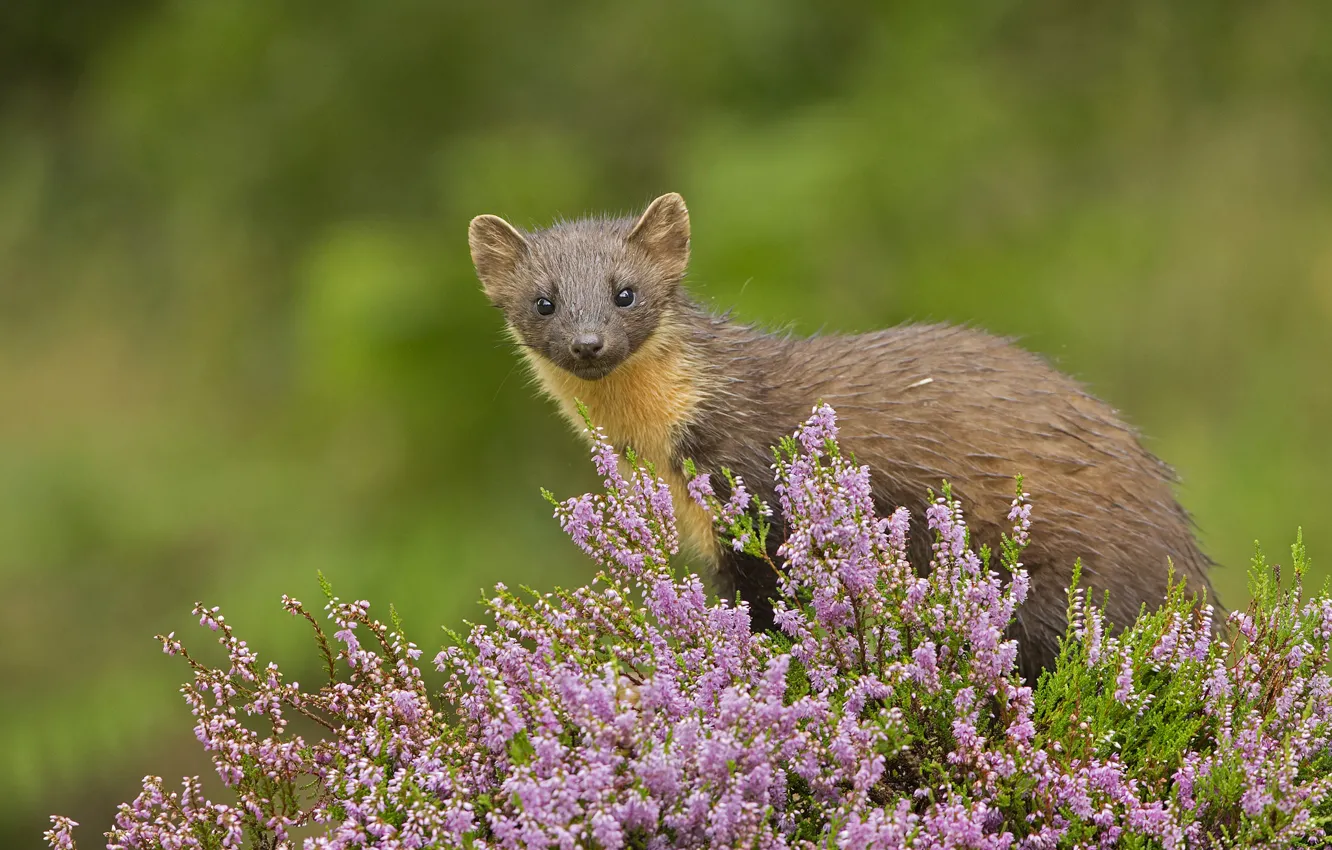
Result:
[570, 332, 606, 361]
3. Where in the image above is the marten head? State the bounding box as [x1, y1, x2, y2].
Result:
[468, 193, 691, 381]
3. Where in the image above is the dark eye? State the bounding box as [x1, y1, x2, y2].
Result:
[534, 297, 555, 316]
[614, 287, 636, 308]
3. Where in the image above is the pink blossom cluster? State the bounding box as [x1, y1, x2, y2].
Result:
[48, 405, 1332, 849]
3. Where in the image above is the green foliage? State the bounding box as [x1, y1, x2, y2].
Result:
[1032, 542, 1332, 845]
[1036, 565, 1209, 783]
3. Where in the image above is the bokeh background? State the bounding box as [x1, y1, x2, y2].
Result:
[4, 1, 1331, 844]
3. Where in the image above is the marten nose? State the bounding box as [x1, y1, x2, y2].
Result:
[570, 333, 605, 360]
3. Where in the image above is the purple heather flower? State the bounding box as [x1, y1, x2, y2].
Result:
[48, 404, 1332, 850]
[43, 817, 76, 850]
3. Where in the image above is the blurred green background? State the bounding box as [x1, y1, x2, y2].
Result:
[3, 0, 1330, 844]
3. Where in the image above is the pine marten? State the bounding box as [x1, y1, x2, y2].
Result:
[468, 192, 1217, 679]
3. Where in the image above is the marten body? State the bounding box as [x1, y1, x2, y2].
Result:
[469, 193, 1217, 679]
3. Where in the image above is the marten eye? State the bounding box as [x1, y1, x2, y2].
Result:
[614, 287, 636, 308]
[534, 297, 555, 316]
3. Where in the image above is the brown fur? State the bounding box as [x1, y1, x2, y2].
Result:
[469, 193, 1218, 680]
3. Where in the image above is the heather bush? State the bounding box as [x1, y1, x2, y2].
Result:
[47, 405, 1332, 849]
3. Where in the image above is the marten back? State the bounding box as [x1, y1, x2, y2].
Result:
[676, 315, 1214, 677]
[469, 193, 1217, 680]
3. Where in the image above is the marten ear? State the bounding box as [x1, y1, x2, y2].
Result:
[468, 214, 529, 302]
[628, 193, 690, 282]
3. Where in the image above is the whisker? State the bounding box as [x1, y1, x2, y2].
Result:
[491, 361, 521, 403]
